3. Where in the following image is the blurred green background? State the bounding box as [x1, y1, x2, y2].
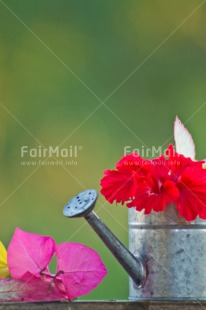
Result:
[0, 0, 206, 300]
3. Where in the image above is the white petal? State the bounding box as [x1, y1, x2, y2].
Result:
[174, 116, 195, 159]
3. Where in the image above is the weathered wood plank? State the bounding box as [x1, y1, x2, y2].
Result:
[0, 301, 206, 310]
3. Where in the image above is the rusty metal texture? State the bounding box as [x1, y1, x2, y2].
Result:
[129, 204, 206, 300]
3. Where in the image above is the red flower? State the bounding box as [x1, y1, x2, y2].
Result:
[100, 153, 150, 204]
[100, 169, 138, 204]
[115, 153, 151, 175]
[100, 145, 206, 221]
[127, 165, 179, 214]
[176, 167, 206, 221]
[166, 144, 202, 180]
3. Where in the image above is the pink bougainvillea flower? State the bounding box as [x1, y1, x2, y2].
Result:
[56, 243, 107, 300]
[7, 228, 55, 279]
[100, 117, 206, 221]
[0, 272, 66, 302]
[7, 228, 107, 301]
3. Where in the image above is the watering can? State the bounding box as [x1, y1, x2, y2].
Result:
[63, 189, 206, 300]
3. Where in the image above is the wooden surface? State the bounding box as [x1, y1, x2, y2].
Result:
[0, 301, 206, 310]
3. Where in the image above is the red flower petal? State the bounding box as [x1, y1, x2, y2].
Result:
[100, 143, 206, 220]
[127, 169, 179, 214]
[100, 153, 151, 204]
[100, 169, 139, 204]
[116, 153, 151, 175]
[166, 144, 203, 180]
[176, 167, 206, 221]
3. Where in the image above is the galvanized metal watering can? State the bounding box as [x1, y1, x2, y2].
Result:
[63, 189, 206, 300]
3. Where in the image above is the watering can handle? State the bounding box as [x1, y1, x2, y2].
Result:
[85, 211, 147, 287]
[63, 189, 147, 287]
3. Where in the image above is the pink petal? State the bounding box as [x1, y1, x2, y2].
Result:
[56, 242, 107, 300]
[0, 272, 66, 302]
[21, 272, 67, 301]
[7, 228, 55, 279]
[174, 116, 195, 160]
[0, 278, 26, 302]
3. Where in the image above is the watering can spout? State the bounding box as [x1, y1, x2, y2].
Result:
[63, 189, 147, 287]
